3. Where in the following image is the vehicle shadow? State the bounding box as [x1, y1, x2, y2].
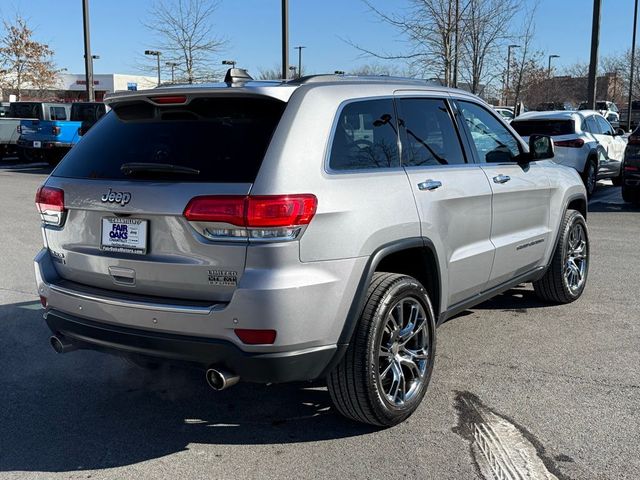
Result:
[0, 300, 376, 473]
[588, 200, 640, 213]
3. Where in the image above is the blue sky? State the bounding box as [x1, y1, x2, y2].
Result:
[1, 0, 638, 78]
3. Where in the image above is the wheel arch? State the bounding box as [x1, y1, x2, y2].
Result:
[322, 238, 442, 377]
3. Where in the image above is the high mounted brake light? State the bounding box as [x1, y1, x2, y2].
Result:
[149, 96, 188, 105]
[183, 194, 318, 241]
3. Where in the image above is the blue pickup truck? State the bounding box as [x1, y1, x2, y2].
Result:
[16, 102, 107, 165]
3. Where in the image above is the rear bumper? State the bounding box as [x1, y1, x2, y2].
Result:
[45, 309, 339, 383]
[17, 139, 73, 149]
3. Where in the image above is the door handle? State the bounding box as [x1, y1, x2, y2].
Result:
[417, 179, 442, 191]
[493, 174, 511, 184]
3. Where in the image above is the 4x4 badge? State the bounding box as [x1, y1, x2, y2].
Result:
[101, 188, 131, 206]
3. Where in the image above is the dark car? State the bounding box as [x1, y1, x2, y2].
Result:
[622, 127, 640, 204]
[535, 102, 574, 111]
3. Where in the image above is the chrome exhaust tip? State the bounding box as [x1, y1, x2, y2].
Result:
[50, 335, 77, 354]
[205, 368, 240, 391]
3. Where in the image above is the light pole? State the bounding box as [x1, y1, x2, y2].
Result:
[548, 54, 560, 77]
[166, 62, 178, 83]
[222, 59, 237, 69]
[294, 46, 306, 79]
[587, 0, 602, 109]
[82, 0, 94, 101]
[628, 0, 638, 131]
[289, 66, 297, 78]
[145, 50, 162, 86]
[504, 44, 520, 105]
[282, 0, 289, 79]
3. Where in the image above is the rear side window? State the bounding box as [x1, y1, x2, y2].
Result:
[329, 99, 399, 171]
[511, 120, 575, 136]
[50, 106, 67, 121]
[8, 102, 42, 119]
[397, 98, 465, 167]
[584, 116, 598, 133]
[53, 97, 286, 183]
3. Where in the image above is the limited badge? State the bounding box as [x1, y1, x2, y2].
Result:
[208, 270, 238, 286]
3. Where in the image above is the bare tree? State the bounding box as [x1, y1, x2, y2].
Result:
[510, 2, 540, 110]
[349, 63, 401, 76]
[142, 0, 226, 83]
[0, 15, 59, 100]
[459, 0, 521, 94]
[348, 0, 523, 93]
[257, 66, 283, 80]
[347, 0, 461, 85]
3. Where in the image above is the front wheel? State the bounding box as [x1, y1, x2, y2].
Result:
[327, 273, 436, 426]
[533, 209, 589, 303]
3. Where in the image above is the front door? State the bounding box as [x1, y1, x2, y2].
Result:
[396, 95, 495, 307]
[455, 99, 552, 288]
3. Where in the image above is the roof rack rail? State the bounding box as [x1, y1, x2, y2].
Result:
[286, 74, 438, 85]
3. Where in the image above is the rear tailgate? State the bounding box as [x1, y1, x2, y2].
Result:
[41, 95, 287, 303]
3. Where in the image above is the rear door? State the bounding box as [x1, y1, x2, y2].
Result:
[588, 114, 621, 177]
[397, 94, 494, 306]
[43, 95, 287, 302]
[455, 99, 551, 288]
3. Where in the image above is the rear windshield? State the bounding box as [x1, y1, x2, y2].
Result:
[53, 97, 286, 183]
[8, 102, 42, 119]
[511, 120, 575, 136]
[70, 103, 107, 122]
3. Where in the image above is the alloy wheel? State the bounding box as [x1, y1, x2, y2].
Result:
[564, 222, 588, 293]
[377, 297, 430, 406]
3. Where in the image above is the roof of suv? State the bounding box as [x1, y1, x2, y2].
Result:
[514, 110, 604, 122]
[104, 74, 472, 105]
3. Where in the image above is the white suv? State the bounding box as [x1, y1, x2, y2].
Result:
[512, 110, 626, 196]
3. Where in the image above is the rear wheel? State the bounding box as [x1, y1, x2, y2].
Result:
[582, 158, 597, 197]
[327, 272, 436, 426]
[533, 209, 589, 304]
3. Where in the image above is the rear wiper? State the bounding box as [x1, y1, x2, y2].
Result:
[120, 162, 200, 176]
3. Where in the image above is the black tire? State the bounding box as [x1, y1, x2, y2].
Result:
[533, 209, 589, 304]
[622, 184, 640, 204]
[582, 158, 597, 198]
[327, 272, 436, 427]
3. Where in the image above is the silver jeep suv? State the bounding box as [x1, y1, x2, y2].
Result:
[34, 71, 589, 426]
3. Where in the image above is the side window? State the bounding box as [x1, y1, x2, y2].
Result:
[50, 106, 67, 121]
[596, 116, 613, 135]
[584, 115, 599, 134]
[457, 101, 521, 163]
[328, 99, 399, 171]
[397, 98, 465, 167]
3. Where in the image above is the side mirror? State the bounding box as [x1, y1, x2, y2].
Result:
[524, 134, 554, 161]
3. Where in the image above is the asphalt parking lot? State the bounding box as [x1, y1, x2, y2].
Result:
[0, 165, 638, 480]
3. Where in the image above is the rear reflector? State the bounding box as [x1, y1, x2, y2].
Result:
[554, 138, 585, 148]
[150, 95, 188, 105]
[39, 295, 47, 308]
[234, 329, 277, 345]
[184, 195, 317, 228]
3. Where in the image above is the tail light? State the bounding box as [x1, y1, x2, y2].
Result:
[39, 295, 47, 308]
[35, 186, 66, 226]
[52, 126, 61, 135]
[554, 138, 585, 148]
[184, 194, 317, 242]
[625, 165, 639, 172]
[234, 329, 277, 345]
[628, 134, 640, 145]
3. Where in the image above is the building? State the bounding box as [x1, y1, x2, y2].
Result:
[1, 73, 158, 102]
